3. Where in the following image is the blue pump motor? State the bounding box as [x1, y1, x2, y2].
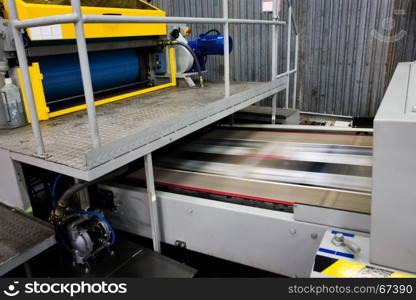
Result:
[188, 33, 233, 72]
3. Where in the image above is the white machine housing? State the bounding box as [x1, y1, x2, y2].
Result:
[372, 61, 416, 273]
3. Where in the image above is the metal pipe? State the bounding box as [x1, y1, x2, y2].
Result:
[275, 68, 297, 80]
[71, 0, 101, 149]
[271, 0, 278, 124]
[81, 15, 286, 26]
[13, 14, 78, 29]
[7, 0, 46, 158]
[13, 15, 286, 30]
[292, 35, 299, 109]
[286, 0, 299, 35]
[228, 18, 285, 25]
[144, 153, 161, 253]
[223, 0, 230, 98]
[285, 6, 292, 109]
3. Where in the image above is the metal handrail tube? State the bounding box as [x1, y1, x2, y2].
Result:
[271, 0, 279, 124]
[13, 15, 287, 29]
[71, 0, 101, 149]
[293, 35, 299, 109]
[223, 0, 230, 98]
[82, 15, 286, 26]
[7, 0, 46, 157]
[275, 68, 297, 80]
[13, 14, 78, 29]
[285, 5, 292, 108]
[286, 0, 299, 35]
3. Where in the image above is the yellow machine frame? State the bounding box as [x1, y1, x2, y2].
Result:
[6, 0, 177, 121]
[18, 48, 177, 121]
[3, 0, 167, 39]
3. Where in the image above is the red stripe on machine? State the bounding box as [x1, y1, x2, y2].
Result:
[234, 129, 370, 137]
[155, 181, 294, 206]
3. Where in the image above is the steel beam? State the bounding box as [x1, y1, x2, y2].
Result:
[7, 0, 46, 158]
[144, 153, 161, 253]
[82, 15, 286, 26]
[71, 0, 101, 149]
[223, 0, 230, 98]
[13, 14, 78, 29]
[293, 35, 299, 109]
[271, 0, 279, 124]
[285, 6, 292, 109]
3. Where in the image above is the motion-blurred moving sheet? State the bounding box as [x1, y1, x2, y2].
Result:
[129, 129, 372, 214]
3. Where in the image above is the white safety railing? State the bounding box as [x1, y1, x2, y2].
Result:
[7, 0, 299, 158]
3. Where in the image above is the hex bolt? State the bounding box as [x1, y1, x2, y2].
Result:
[187, 208, 193, 214]
[289, 228, 296, 235]
[311, 233, 318, 240]
[412, 105, 416, 113]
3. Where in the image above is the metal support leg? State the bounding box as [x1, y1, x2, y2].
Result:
[71, 0, 101, 149]
[271, 0, 278, 124]
[223, 0, 230, 98]
[24, 263, 32, 278]
[7, 0, 46, 158]
[285, 6, 292, 109]
[292, 35, 299, 109]
[144, 153, 161, 253]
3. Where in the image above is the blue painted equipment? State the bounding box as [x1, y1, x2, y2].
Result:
[188, 33, 233, 72]
[153, 52, 167, 75]
[32, 48, 141, 103]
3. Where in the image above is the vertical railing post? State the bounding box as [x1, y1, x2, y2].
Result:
[285, 5, 292, 109]
[71, 0, 101, 149]
[7, 0, 46, 158]
[293, 34, 299, 109]
[271, 0, 279, 124]
[223, 0, 230, 98]
[144, 153, 161, 253]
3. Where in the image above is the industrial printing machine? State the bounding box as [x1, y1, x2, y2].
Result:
[0, 0, 415, 278]
[99, 61, 416, 277]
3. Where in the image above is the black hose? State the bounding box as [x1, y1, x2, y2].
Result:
[173, 41, 205, 87]
[56, 166, 128, 210]
[204, 29, 221, 35]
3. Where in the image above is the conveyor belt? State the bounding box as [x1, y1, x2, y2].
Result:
[128, 129, 372, 213]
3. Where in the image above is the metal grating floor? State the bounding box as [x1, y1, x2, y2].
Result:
[0, 82, 260, 173]
[0, 203, 55, 276]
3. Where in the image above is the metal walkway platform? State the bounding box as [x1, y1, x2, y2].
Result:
[0, 80, 287, 180]
[0, 203, 55, 276]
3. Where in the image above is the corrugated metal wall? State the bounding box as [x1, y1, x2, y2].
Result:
[153, 0, 415, 117]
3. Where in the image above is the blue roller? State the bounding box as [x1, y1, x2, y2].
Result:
[31, 49, 140, 103]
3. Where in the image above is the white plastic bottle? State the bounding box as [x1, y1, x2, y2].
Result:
[0, 78, 26, 128]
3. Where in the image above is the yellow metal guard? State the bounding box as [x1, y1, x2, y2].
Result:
[3, 0, 167, 40]
[18, 47, 177, 121]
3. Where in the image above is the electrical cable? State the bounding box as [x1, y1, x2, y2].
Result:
[51, 174, 64, 208]
[55, 224, 72, 252]
[204, 29, 221, 35]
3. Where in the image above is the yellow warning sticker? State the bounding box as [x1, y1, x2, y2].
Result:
[321, 259, 416, 278]
[322, 260, 366, 278]
[389, 272, 416, 278]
